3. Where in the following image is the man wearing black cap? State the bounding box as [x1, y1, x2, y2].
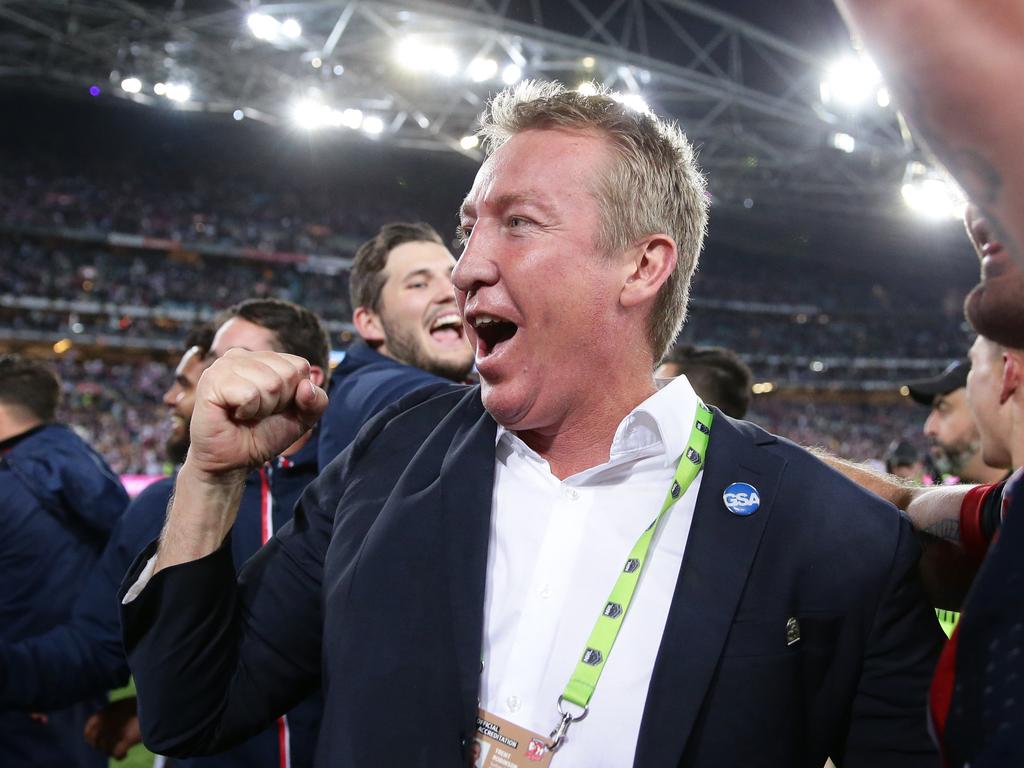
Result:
[906, 359, 1007, 484]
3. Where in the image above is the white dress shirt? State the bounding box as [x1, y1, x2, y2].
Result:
[479, 375, 703, 768]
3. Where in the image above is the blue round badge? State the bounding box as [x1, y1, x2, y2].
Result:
[723, 483, 760, 516]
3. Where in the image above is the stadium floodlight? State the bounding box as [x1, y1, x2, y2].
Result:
[362, 115, 385, 135]
[247, 13, 280, 41]
[281, 18, 302, 39]
[232, 109, 245, 121]
[291, 98, 332, 130]
[612, 92, 650, 114]
[341, 108, 363, 129]
[501, 63, 522, 85]
[434, 47, 459, 77]
[153, 82, 167, 96]
[165, 83, 191, 102]
[460, 135, 479, 150]
[901, 178, 967, 221]
[395, 38, 458, 77]
[900, 161, 967, 221]
[396, 38, 428, 70]
[831, 132, 856, 153]
[468, 57, 498, 83]
[576, 81, 598, 97]
[820, 55, 884, 109]
[121, 77, 142, 94]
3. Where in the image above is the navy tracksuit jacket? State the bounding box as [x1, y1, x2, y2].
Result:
[0, 433, 323, 768]
[0, 423, 128, 768]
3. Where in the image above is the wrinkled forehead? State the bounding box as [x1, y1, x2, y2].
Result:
[461, 128, 614, 215]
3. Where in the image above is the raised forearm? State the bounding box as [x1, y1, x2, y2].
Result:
[154, 462, 246, 574]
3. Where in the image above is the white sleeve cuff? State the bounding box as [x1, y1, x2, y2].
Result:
[121, 554, 158, 604]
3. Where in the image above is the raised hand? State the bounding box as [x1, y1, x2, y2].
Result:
[186, 349, 328, 481]
[152, 349, 328, 572]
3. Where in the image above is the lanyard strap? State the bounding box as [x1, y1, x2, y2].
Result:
[560, 402, 713, 714]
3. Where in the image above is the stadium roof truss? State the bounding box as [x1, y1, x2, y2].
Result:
[0, 0, 924, 215]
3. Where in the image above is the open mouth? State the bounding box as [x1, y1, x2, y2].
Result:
[472, 313, 519, 357]
[428, 312, 465, 344]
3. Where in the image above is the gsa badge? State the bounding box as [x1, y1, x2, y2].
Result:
[723, 483, 760, 516]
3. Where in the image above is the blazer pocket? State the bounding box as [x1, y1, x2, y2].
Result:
[722, 614, 843, 659]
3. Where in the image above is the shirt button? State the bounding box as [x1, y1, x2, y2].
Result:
[539, 584, 552, 599]
[565, 487, 580, 500]
[506, 695, 522, 713]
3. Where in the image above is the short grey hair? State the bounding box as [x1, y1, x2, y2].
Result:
[477, 80, 708, 362]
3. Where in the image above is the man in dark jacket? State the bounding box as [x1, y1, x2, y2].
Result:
[317, 222, 473, 468]
[0, 354, 128, 768]
[0, 300, 329, 768]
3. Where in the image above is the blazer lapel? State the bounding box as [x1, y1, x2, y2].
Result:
[439, 389, 498, 727]
[633, 413, 787, 767]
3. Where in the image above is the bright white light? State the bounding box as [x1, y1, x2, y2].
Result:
[501, 63, 522, 85]
[414, 112, 430, 128]
[434, 47, 458, 77]
[232, 109, 244, 121]
[901, 177, 967, 221]
[831, 131, 856, 153]
[582, 56, 596, 69]
[362, 115, 385, 135]
[576, 81, 598, 97]
[612, 92, 649, 113]
[291, 99, 333, 130]
[341, 108, 363, 129]
[281, 18, 302, 39]
[165, 82, 191, 102]
[810, 360, 825, 372]
[153, 82, 167, 96]
[821, 55, 883, 109]
[460, 135, 479, 150]
[468, 57, 498, 82]
[120, 77, 142, 94]
[876, 87, 891, 108]
[333, 64, 345, 76]
[247, 13, 280, 41]
[311, 57, 322, 69]
[396, 38, 427, 70]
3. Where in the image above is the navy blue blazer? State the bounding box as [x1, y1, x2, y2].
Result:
[316, 339, 459, 470]
[123, 386, 943, 767]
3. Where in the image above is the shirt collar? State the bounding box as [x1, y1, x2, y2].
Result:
[495, 375, 701, 469]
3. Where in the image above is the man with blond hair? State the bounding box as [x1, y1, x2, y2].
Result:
[122, 81, 941, 767]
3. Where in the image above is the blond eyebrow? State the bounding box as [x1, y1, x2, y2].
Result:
[460, 192, 556, 220]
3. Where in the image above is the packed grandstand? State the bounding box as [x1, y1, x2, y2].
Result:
[0, 90, 979, 472]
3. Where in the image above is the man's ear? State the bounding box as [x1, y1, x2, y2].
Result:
[1000, 350, 1024, 404]
[619, 234, 677, 310]
[353, 306, 386, 344]
[309, 365, 327, 389]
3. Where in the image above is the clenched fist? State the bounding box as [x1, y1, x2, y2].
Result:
[186, 348, 328, 481]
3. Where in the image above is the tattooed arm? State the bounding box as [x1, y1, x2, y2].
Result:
[817, 451, 976, 609]
[837, 0, 1024, 268]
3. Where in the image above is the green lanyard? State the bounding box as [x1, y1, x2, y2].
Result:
[549, 401, 713, 750]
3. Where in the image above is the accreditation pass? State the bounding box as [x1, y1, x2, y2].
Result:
[472, 709, 554, 767]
